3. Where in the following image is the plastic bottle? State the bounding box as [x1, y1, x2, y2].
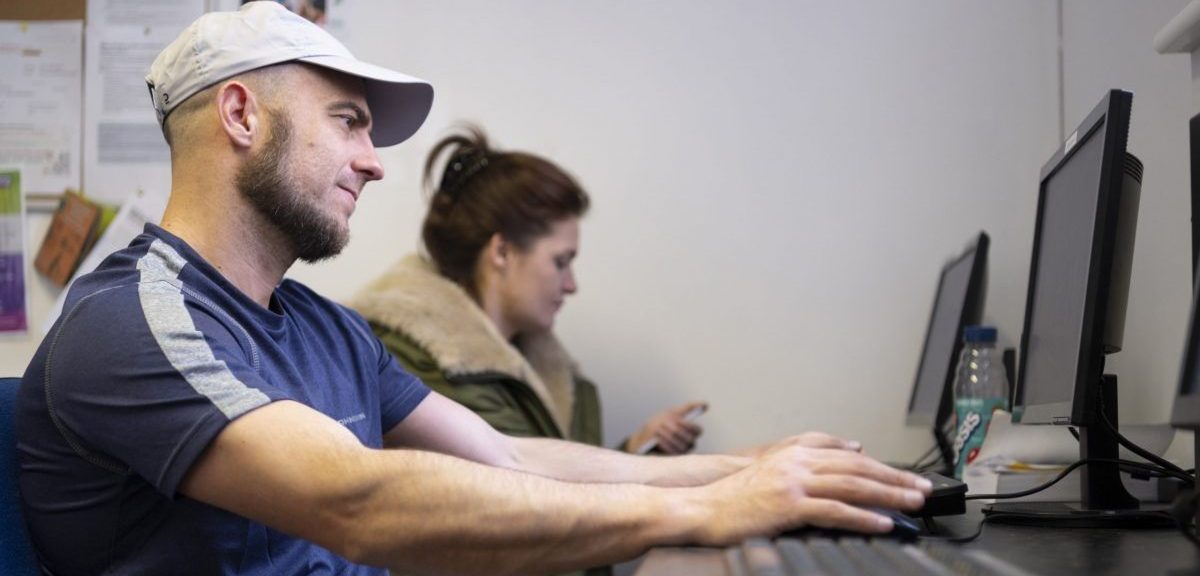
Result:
[951, 325, 1009, 479]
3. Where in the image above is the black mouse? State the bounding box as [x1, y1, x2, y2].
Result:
[871, 508, 922, 540]
[778, 508, 921, 542]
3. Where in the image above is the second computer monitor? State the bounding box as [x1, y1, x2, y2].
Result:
[907, 232, 989, 435]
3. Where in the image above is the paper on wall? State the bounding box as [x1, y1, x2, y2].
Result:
[0, 21, 83, 194]
[0, 170, 27, 334]
[82, 0, 203, 205]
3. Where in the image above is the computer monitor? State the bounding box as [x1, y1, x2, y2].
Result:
[1189, 114, 1200, 282]
[1013, 89, 1139, 426]
[1171, 254, 1200, 528]
[1172, 266, 1200, 428]
[992, 89, 1155, 524]
[906, 232, 989, 471]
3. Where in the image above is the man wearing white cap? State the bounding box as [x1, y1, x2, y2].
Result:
[16, 3, 930, 575]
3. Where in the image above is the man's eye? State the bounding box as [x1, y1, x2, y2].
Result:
[339, 115, 356, 127]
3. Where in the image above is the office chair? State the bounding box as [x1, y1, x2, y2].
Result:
[0, 377, 40, 575]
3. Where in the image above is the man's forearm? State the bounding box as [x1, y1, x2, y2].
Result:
[345, 448, 705, 575]
[184, 401, 708, 576]
[510, 436, 750, 487]
[185, 400, 929, 576]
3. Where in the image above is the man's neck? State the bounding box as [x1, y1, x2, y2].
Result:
[160, 190, 295, 308]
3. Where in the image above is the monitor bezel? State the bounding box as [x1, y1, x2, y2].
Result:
[906, 231, 989, 428]
[1171, 259, 1200, 428]
[1014, 89, 1132, 426]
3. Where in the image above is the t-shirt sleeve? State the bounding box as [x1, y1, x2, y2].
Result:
[373, 332, 430, 433]
[45, 283, 290, 497]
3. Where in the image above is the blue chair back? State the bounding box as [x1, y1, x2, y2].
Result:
[0, 377, 40, 575]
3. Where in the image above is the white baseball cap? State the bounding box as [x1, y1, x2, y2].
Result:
[146, 1, 433, 147]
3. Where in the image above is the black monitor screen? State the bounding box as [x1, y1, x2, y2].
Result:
[1173, 270, 1200, 427]
[908, 251, 975, 422]
[1021, 125, 1104, 411]
[1185, 344, 1200, 397]
[1184, 313, 1200, 399]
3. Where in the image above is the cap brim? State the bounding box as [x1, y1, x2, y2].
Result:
[299, 55, 434, 147]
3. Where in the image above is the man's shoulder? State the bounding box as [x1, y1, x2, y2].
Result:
[62, 230, 178, 303]
[60, 264, 147, 329]
[55, 242, 243, 347]
[61, 238, 199, 320]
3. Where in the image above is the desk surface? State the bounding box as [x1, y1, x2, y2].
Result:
[633, 503, 1200, 576]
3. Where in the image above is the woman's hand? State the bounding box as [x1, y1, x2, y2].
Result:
[626, 401, 707, 454]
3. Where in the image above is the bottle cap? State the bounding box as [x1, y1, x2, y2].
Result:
[962, 325, 997, 343]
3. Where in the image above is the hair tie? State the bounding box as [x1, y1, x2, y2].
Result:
[441, 149, 490, 197]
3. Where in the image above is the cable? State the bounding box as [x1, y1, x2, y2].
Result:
[921, 481, 1198, 547]
[907, 443, 940, 471]
[1096, 395, 1188, 476]
[926, 458, 1200, 548]
[915, 457, 947, 474]
[1065, 417, 1185, 482]
[965, 457, 1194, 501]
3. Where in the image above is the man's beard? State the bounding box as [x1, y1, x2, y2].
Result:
[235, 114, 349, 263]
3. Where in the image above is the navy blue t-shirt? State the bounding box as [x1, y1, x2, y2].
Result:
[17, 224, 430, 575]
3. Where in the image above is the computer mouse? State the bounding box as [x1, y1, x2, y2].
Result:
[912, 471, 968, 517]
[779, 508, 921, 542]
[872, 508, 922, 540]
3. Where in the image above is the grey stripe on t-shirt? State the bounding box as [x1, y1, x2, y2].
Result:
[137, 239, 270, 419]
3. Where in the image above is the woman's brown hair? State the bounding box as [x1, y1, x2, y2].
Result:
[421, 125, 590, 294]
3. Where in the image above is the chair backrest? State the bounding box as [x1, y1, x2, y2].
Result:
[0, 377, 41, 575]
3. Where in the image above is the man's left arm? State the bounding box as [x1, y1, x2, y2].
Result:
[507, 429, 867, 486]
[383, 393, 857, 487]
[511, 435, 749, 487]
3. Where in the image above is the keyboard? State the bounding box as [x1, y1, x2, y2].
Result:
[726, 536, 1040, 576]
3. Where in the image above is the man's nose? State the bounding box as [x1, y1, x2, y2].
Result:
[354, 139, 385, 182]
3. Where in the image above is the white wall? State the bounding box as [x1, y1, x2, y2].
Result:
[3, 1, 1195, 464]
[293, 0, 1061, 460]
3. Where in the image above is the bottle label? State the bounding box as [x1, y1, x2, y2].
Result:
[952, 396, 1006, 479]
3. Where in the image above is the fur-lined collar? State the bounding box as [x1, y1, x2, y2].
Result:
[347, 254, 577, 433]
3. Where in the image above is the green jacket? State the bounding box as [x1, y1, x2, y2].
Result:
[372, 327, 604, 445]
[348, 255, 612, 576]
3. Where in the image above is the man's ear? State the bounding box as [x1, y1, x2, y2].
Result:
[215, 80, 262, 150]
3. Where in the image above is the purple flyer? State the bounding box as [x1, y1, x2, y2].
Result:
[0, 252, 25, 332]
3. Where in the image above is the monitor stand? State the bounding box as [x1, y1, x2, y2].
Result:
[984, 375, 1173, 527]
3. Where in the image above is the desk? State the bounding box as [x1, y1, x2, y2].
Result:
[633, 503, 1200, 576]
